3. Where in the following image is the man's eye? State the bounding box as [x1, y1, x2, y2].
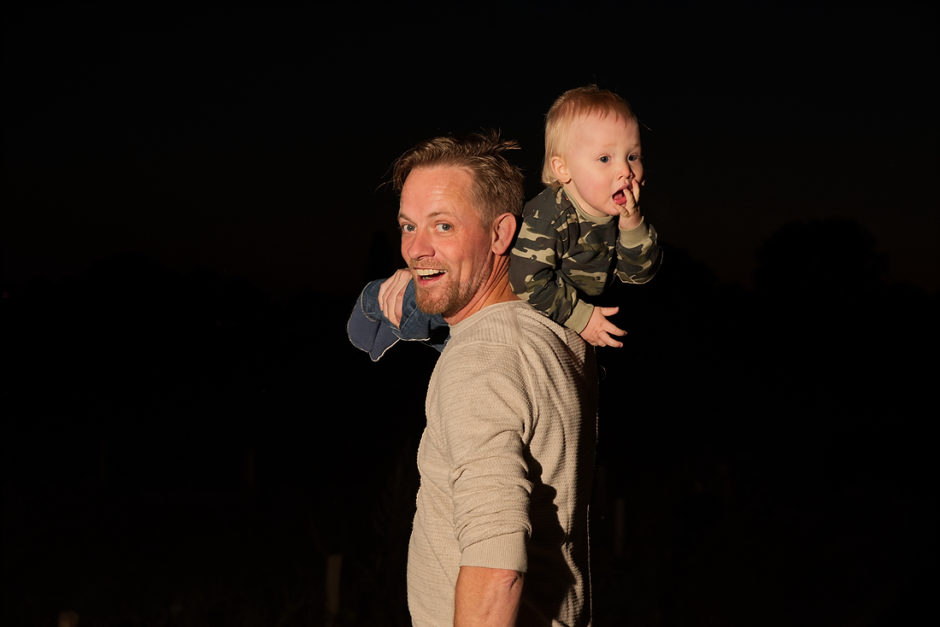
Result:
[436, 223, 452, 233]
[400, 224, 415, 233]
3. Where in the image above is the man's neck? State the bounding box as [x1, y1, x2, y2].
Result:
[444, 256, 518, 325]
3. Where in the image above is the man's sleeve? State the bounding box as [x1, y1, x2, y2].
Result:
[438, 343, 533, 572]
[346, 279, 449, 361]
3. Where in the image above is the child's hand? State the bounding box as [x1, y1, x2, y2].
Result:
[618, 179, 643, 231]
[378, 268, 412, 327]
[579, 305, 627, 348]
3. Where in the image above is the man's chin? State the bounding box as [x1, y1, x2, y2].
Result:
[415, 291, 447, 317]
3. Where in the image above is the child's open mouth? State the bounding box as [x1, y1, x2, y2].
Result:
[612, 189, 628, 205]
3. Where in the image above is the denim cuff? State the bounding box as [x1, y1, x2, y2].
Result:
[347, 279, 449, 361]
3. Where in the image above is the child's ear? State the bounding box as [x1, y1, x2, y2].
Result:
[491, 213, 517, 255]
[550, 156, 571, 184]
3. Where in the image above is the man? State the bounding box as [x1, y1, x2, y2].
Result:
[349, 132, 598, 626]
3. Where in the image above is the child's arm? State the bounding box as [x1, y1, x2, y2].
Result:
[509, 210, 595, 333]
[614, 218, 662, 283]
[612, 181, 662, 283]
[347, 270, 449, 361]
[510, 247, 626, 346]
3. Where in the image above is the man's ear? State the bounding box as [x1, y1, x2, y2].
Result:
[491, 213, 517, 255]
[550, 155, 570, 184]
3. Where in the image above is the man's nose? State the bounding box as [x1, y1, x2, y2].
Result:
[404, 228, 433, 260]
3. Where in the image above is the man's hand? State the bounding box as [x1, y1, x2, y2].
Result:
[579, 305, 627, 348]
[618, 178, 643, 231]
[377, 268, 412, 328]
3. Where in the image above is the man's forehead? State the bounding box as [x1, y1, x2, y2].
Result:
[399, 166, 475, 215]
[405, 164, 473, 188]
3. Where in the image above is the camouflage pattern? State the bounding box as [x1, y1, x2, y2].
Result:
[509, 186, 661, 333]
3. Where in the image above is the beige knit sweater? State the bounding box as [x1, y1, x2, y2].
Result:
[406, 300, 598, 626]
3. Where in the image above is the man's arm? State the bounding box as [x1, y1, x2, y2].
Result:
[454, 566, 523, 626]
[347, 277, 402, 361]
[440, 341, 532, 622]
[346, 270, 449, 361]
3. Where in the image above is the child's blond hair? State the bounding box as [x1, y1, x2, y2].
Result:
[541, 85, 637, 187]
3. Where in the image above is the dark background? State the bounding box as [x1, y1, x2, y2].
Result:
[2, 2, 937, 625]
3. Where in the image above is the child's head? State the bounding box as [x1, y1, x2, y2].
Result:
[541, 85, 644, 218]
[541, 85, 639, 188]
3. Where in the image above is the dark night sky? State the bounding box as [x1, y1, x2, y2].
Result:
[2, 2, 938, 625]
[3, 1, 937, 297]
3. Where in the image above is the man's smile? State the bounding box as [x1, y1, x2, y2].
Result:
[414, 268, 447, 281]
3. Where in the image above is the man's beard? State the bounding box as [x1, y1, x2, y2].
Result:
[414, 264, 490, 319]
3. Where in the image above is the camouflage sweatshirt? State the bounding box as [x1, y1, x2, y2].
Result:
[509, 186, 661, 333]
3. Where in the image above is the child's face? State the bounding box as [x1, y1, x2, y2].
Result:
[552, 112, 644, 218]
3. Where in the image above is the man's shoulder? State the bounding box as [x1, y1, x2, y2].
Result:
[452, 301, 583, 353]
[442, 302, 591, 389]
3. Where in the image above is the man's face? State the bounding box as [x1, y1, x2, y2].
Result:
[557, 112, 644, 218]
[398, 165, 494, 323]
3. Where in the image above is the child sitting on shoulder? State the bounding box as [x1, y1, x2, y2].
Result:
[509, 84, 661, 347]
[348, 85, 661, 358]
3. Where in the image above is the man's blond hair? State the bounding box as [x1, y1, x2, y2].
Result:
[392, 130, 524, 226]
[541, 85, 637, 187]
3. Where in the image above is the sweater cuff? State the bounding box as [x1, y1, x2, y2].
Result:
[565, 300, 594, 334]
[459, 531, 528, 573]
[619, 216, 649, 247]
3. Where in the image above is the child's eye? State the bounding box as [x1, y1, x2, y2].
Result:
[599, 156, 610, 163]
[628, 154, 641, 162]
